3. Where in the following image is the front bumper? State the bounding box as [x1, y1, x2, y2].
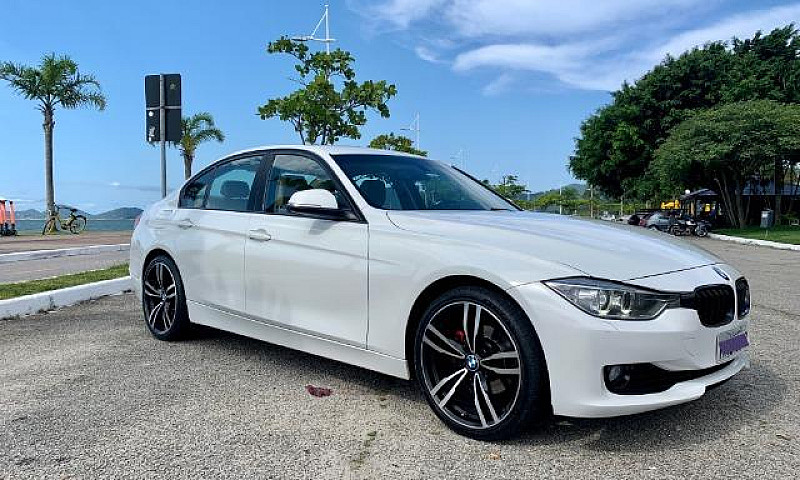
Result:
[509, 267, 750, 418]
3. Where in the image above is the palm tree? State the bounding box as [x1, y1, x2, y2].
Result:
[178, 113, 225, 179]
[0, 53, 106, 227]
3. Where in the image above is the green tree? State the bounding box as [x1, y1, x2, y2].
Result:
[369, 133, 427, 156]
[0, 53, 106, 225]
[258, 38, 397, 145]
[494, 175, 526, 199]
[570, 26, 800, 202]
[652, 100, 800, 227]
[177, 112, 225, 179]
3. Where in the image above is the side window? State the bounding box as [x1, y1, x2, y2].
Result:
[205, 156, 263, 212]
[266, 154, 347, 213]
[180, 168, 215, 209]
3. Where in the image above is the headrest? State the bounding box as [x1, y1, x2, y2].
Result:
[220, 180, 250, 199]
[360, 179, 386, 207]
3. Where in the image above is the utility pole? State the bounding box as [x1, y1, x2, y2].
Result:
[559, 186, 563, 215]
[291, 4, 335, 53]
[159, 74, 167, 198]
[589, 185, 594, 218]
[450, 148, 466, 169]
[401, 113, 420, 149]
[145, 74, 181, 198]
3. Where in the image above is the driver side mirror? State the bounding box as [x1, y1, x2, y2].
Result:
[287, 189, 350, 219]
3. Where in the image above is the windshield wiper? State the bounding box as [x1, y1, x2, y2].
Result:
[490, 207, 514, 211]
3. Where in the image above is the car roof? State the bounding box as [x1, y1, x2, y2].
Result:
[220, 145, 428, 159]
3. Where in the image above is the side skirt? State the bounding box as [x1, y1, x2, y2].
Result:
[187, 301, 410, 379]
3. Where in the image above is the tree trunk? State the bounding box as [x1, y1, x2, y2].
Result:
[183, 153, 193, 180]
[715, 176, 738, 227]
[734, 178, 746, 228]
[43, 108, 56, 228]
[774, 158, 783, 225]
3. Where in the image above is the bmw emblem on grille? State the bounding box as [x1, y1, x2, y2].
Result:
[713, 266, 730, 281]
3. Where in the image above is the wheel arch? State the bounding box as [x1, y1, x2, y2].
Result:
[141, 247, 176, 278]
[404, 275, 547, 375]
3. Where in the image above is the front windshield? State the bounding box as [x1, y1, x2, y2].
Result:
[331, 154, 518, 211]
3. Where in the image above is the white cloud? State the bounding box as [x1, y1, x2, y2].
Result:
[414, 45, 441, 63]
[482, 73, 515, 96]
[443, 0, 704, 38]
[645, 3, 800, 64]
[357, 0, 447, 29]
[452, 3, 800, 91]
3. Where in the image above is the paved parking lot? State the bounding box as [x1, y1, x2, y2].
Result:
[1, 239, 798, 479]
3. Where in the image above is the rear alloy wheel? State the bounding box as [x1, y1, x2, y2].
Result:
[142, 255, 189, 340]
[414, 286, 549, 440]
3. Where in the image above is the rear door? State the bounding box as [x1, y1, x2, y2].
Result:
[243, 151, 369, 346]
[172, 154, 267, 313]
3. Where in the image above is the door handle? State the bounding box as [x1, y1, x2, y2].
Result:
[177, 219, 195, 229]
[248, 229, 272, 242]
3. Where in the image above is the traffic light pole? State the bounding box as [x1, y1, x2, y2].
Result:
[159, 74, 167, 198]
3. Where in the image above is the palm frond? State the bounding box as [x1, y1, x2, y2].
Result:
[1, 53, 105, 111]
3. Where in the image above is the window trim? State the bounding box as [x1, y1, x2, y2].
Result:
[178, 153, 270, 212]
[261, 149, 367, 223]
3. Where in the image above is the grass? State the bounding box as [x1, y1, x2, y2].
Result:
[716, 225, 800, 245]
[0, 263, 129, 300]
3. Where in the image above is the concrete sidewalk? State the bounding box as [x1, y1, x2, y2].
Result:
[0, 231, 131, 254]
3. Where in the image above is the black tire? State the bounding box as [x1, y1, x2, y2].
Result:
[142, 255, 190, 341]
[42, 218, 57, 235]
[413, 286, 549, 440]
[69, 215, 87, 234]
[696, 225, 708, 237]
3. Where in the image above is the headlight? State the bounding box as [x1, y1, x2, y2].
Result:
[544, 277, 680, 320]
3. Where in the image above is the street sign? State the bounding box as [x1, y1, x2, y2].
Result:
[145, 108, 181, 142]
[144, 74, 181, 143]
[145, 73, 182, 197]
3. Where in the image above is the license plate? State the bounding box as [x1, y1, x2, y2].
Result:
[717, 326, 749, 362]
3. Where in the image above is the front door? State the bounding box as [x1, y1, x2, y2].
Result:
[172, 154, 265, 313]
[244, 152, 369, 346]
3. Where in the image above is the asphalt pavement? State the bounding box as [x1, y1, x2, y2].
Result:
[0, 250, 129, 284]
[0, 238, 797, 479]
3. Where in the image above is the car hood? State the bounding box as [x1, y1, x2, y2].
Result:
[386, 211, 719, 281]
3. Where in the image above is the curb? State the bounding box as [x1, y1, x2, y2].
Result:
[0, 244, 130, 264]
[0, 276, 132, 320]
[708, 233, 800, 251]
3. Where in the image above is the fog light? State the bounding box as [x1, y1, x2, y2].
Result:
[604, 365, 632, 391]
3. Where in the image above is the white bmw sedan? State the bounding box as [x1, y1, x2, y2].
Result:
[130, 145, 751, 440]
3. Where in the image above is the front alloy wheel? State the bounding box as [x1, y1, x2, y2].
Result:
[142, 255, 189, 340]
[415, 287, 548, 440]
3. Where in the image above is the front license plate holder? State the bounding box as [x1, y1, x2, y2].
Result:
[717, 326, 749, 363]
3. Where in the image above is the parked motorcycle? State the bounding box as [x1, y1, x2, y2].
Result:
[694, 220, 712, 237]
[668, 218, 696, 236]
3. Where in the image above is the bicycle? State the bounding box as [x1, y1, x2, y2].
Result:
[42, 205, 87, 235]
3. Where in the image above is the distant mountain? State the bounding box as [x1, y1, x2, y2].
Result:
[15, 208, 46, 220]
[9, 207, 142, 220]
[93, 207, 143, 219]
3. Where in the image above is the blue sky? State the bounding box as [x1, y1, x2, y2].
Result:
[1, 0, 798, 212]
